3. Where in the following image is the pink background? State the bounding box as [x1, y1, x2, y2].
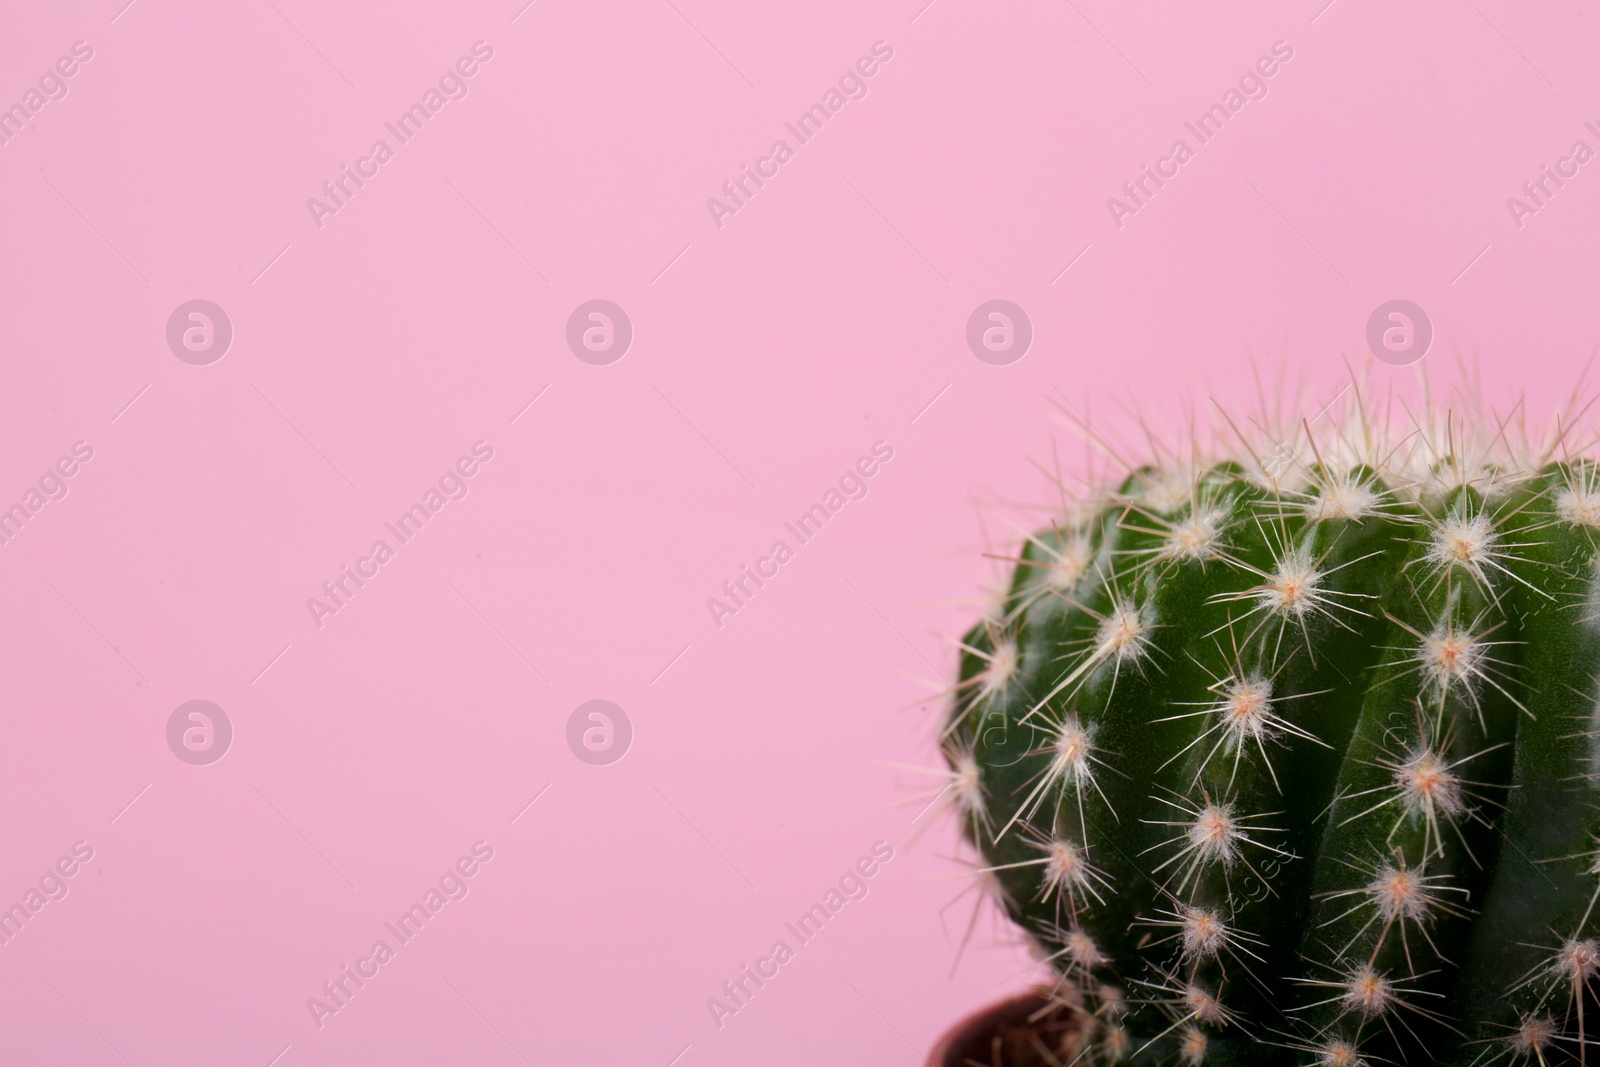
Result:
[1, 1, 1597, 1064]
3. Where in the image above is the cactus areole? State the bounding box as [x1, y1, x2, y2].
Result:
[945, 428, 1600, 1067]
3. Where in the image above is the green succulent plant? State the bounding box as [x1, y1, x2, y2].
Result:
[944, 407, 1600, 1067]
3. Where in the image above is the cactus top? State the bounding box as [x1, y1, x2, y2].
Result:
[946, 423, 1600, 1067]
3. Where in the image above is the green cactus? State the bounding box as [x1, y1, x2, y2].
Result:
[943, 411, 1600, 1067]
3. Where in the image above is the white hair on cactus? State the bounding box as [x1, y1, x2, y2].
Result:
[948, 746, 988, 834]
[1043, 531, 1095, 590]
[1146, 793, 1288, 895]
[1128, 968, 1237, 1062]
[1140, 467, 1203, 513]
[1304, 476, 1383, 523]
[1097, 598, 1154, 664]
[1426, 510, 1501, 582]
[1064, 925, 1109, 969]
[1321, 854, 1469, 970]
[1508, 1014, 1557, 1057]
[1506, 936, 1600, 1035]
[1097, 983, 1127, 1018]
[947, 623, 1025, 743]
[1003, 524, 1100, 624]
[1294, 963, 1441, 1030]
[906, 739, 994, 841]
[1019, 592, 1157, 733]
[1030, 918, 1111, 977]
[1415, 620, 1489, 699]
[1045, 365, 1578, 518]
[1413, 499, 1550, 609]
[1553, 937, 1600, 986]
[1051, 714, 1096, 786]
[1555, 462, 1600, 530]
[1394, 745, 1466, 822]
[979, 637, 1020, 697]
[1185, 803, 1244, 866]
[1209, 541, 1376, 657]
[1179, 905, 1230, 961]
[1159, 506, 1230, 563]
[1142, 901, 1268, 970]
[1557, 485, 1600, 528]
[1102, 1022, 1130, 1062]
[1184, 983, 1228, 1025]
[1381, 610, 1529, 728]
[996, 713, 1117, 843]
[1178, 1025, 1208, 1066]
[988, 825, 1114, 920]
[1256, 547, 1326, 620]
[1371, 744, 1468, 868]
[1339, 964, 1395, 1017]
[1211, 673, 1284, 742]
[1313, 1038, 1368, 1067]
[1155, 669, 1330, 792]
[1338, 717, 1480, 862]
[1365, 862, 1443, 924]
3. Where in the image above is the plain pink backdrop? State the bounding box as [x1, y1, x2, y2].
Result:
[2, 1, 1597, 1064]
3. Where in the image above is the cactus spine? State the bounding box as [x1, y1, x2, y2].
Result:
[945, 411, 1600, 1067]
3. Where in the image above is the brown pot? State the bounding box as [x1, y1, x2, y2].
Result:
[927, 989, 1090, 1067]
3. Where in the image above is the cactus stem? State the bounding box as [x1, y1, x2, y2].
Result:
[945, 391, 1600, 1066]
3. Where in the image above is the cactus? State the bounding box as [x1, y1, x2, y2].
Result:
[943, 400, 1600, 1067]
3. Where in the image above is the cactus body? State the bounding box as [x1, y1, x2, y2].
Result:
[946, 440, 1600, 1067]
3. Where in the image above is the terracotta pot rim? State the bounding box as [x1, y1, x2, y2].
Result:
[926, 987, 1074, 1067]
